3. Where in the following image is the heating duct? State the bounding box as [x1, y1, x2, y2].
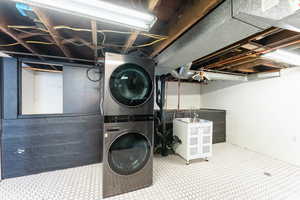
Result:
[155, 0, 300, 76]
[171, 64, 280, 82]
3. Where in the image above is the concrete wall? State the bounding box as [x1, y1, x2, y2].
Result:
[22, 69, 63, 114]
[155, 82, 201, 110]
[200, 67, 300, 166]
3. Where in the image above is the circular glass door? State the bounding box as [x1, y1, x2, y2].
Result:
[109, 64, 152, 107]
[108, 133, 151, 175]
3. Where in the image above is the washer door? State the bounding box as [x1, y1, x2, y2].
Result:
[108, 133, 151, 175]
[109, 63, 152, 107]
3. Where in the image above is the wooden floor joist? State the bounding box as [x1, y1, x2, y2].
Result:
[122, 0, 161, 54]
[91, 20, 98, 60]
[33, 7, 73, 59]
[0, 26, 43, 60]
[150, 0, 223, 57]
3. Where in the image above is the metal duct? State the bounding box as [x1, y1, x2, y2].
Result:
[171, 63, 195, 80]
[193, 71, 280, 82]
[155, 0, 263, 71]
[233, 0, 300, 32]
[201, 71, 248, 81]
[170, 66, 247, 81]
[247, 71, 281, 80]
[156, 0, 300, 74]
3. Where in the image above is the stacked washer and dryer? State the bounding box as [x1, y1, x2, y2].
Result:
[102, 53, 155, 198]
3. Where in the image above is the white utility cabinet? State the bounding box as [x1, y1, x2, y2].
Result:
[173, 118, 213, 164]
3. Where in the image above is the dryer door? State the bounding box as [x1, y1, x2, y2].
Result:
[108, 132, 151, 175]
[109, 63, 152, 107]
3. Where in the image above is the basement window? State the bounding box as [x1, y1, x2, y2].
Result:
[21, 62, 63, 115]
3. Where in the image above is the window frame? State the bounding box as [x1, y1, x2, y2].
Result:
[17, 58, 101, 118]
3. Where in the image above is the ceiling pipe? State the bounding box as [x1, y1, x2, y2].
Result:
[171, 64, 248, 82]
[171, 63, 195, 80]
[200, 71, 247, 81]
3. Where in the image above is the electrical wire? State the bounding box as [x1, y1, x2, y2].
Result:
[53, 25, 167, 39]
[7, 25, 167, 39]
[0, 37, 164, 48]
[0, 41, 55, 47]
[5, 25, 167, 49]
[86, 67, 101, 82]
[98, 31, 106, 57]
[133, 37, 166, 48]
[26, 41, 54, 45]
[12, 27, 49, 37]
[0, 42, 19, 47]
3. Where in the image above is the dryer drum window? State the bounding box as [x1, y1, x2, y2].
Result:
[109, 63, 152, 107]
[108, 132, 151, 175]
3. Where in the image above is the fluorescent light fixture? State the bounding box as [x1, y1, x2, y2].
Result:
[0, 51, 11, 57]
[11, 0, 157, 31]
[262, 49, 300, 66]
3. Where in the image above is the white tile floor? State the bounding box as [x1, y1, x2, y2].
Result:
[1, 143, 300, 200]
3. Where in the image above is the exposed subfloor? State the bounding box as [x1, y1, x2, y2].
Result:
[1, 143, 300, 200]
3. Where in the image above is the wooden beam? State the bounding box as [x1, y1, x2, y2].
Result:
[75, 36, 94, 50]
[33, 8, 72, 58]
[0, 26, 44, 60]
[91, 20, 98, 60]
[23, 67, 62, 73]
[122, 31, 139, 54]
[229, 58, 287, 72]
[0, 7, 42, 59]
[122, 0, 161, 54]
[150, 0, 223, 57]
[148, 0, 160, 10]
[18, 32, 46, 39]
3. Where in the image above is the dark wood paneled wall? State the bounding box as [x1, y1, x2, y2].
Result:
[2, 115, 102, 178]
[160, 109, 226, 144]
[1, 58, 102, 179]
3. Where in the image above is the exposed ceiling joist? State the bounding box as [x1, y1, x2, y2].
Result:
[0, 26, 44, 60]
[193, 28, 280, 67]
[0, 50, 94, 63]
[227, 58, 287, 72]
[75, 36, 94, 50]
[18, 32, 46, 39]
[150, 0, 223, 57]
[122, 0, 161, 54]
[0, 8, 43, 59]
[91, 20, 98, 60]
[148, 0, 161, 10]
[122, 31, 139, 54]
[32, 7, 73, 59]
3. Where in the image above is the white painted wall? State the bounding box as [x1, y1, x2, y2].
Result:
[200, 67, 300, 166]
[155, 82, 201, 110]
[22, 69, 35, 114]
[34, 71, 63, 114]
[22, 69, 63, 114]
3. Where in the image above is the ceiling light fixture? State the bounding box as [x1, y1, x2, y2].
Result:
[0, 51, 11, 57]
[262, 49, 300, 66]
[11, 0, 157, 31]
